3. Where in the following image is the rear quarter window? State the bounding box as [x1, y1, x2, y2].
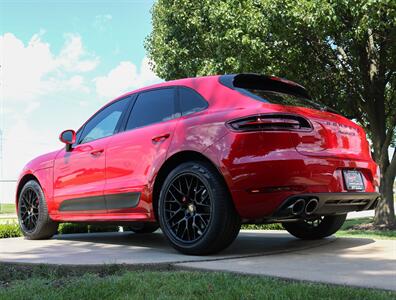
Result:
[126, 88, 178, 130]
[179, 87, 208, 116]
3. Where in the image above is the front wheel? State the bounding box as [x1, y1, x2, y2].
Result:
[158, 161, 241, 255]
[282, 214, 347, 240]
[18, 180, 58, 239]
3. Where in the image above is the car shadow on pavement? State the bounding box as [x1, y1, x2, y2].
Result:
[0, 231, 378, 266]
[49, 230, 376, 259]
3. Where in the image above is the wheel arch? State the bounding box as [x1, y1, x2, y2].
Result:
[16, 173, 40, 208]
[151, 150, 231, 221]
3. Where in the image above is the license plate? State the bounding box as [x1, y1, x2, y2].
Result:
[343, 170, 364, 191]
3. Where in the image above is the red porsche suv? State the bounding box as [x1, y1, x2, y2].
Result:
[16, 74, 380, 255]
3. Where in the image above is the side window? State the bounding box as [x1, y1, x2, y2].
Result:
[80, 97, 129, 144]
[126, 88, 177, 130]
[179, 87, 208, 116]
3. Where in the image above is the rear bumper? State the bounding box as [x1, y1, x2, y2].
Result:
[272, 192, 380, 220]
[208, 130, 380, 220]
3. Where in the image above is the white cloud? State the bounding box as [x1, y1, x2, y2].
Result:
[2, 117, 61, 179]
[0, 32, 98, 103]
[0, 32, 54, 102]
[67, 75, 90, 92]
[94, 57, 161, 99]
[0, 32, 98, 185]
[57, 34, 99, 72]
[94, 61, 137, 99]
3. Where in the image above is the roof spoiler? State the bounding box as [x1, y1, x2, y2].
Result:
[219, 73, 311, 99]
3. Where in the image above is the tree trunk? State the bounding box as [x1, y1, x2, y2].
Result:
[375, 169, 396, 228]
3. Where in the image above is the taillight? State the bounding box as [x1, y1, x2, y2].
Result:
[227, 114, 312, 132]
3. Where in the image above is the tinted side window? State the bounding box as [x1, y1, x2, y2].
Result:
[80, 97, 129, 143]
[126, 88, 177, 130]
[72, 129, 83, 147]
[179, 87, 208, 116]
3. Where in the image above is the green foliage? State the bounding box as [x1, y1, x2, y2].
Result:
[0, 224, 22, 238]
[57, 223, 119, 235]
[58, 223, 89, 234]
[242, 223, 283, 230]
[88, 224, 120, 233]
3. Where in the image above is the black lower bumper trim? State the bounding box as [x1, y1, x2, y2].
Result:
[273, 192, 380, 219]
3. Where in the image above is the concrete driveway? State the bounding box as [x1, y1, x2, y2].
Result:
[0, 230, 395, 291]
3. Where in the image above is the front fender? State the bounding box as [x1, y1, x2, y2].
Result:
[15, 149, 60, 210]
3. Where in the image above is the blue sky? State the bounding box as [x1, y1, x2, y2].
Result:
[1, 0, 153, 72]
[0, 0, 161, 184]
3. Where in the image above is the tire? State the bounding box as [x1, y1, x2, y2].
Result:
[158, 161, 241, 255]
[17, 180, 58, 240]
[282, 214, 347, 240]
[123, 222, 159, 234]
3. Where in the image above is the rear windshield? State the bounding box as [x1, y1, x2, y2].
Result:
[219, 74, 333, 112]
[242, 89, 324, 110]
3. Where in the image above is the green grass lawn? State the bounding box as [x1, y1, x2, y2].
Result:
[0, 203, 16, 214]
[336, 217, 396, 240]
[0, 264, 394, 300]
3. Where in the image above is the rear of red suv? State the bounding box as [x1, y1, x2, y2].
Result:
[209, 74, 379, 238]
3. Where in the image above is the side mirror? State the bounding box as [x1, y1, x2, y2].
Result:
[59, 129, 76, 152]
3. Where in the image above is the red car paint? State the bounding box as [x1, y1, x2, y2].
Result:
[16, 74, 379, 222]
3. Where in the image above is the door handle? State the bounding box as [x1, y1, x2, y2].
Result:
[90, 149, 104, 157]
[152, 133, 170, 143]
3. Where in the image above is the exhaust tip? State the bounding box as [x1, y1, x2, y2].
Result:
[305, 198, 319, 215]
[291, 199, 305, 215]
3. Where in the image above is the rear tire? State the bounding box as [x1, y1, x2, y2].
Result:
[282, 214, 347, 240]
[18, 180, 58, 240]
[158, 161, 241, 255]
[123, 222, 159, 234]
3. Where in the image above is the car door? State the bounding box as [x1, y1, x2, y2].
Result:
[104, 87, 179, 214]
[53, 97, 131, 215]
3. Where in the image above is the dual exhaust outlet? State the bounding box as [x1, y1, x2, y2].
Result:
[289, 198, 319, 216]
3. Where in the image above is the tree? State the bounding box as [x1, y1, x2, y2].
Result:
[146, 0, 396, 227]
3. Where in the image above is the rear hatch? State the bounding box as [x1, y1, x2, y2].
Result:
[220, 73, 371, 161]
[283, 106, 371, 160]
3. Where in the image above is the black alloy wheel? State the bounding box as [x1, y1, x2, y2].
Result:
[158, 161, 241, 255]
[18, 180, 58, 239]
[163, 172, 212, 243]
[19, 187, 40, 232]
[282, 214, 347, 240]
